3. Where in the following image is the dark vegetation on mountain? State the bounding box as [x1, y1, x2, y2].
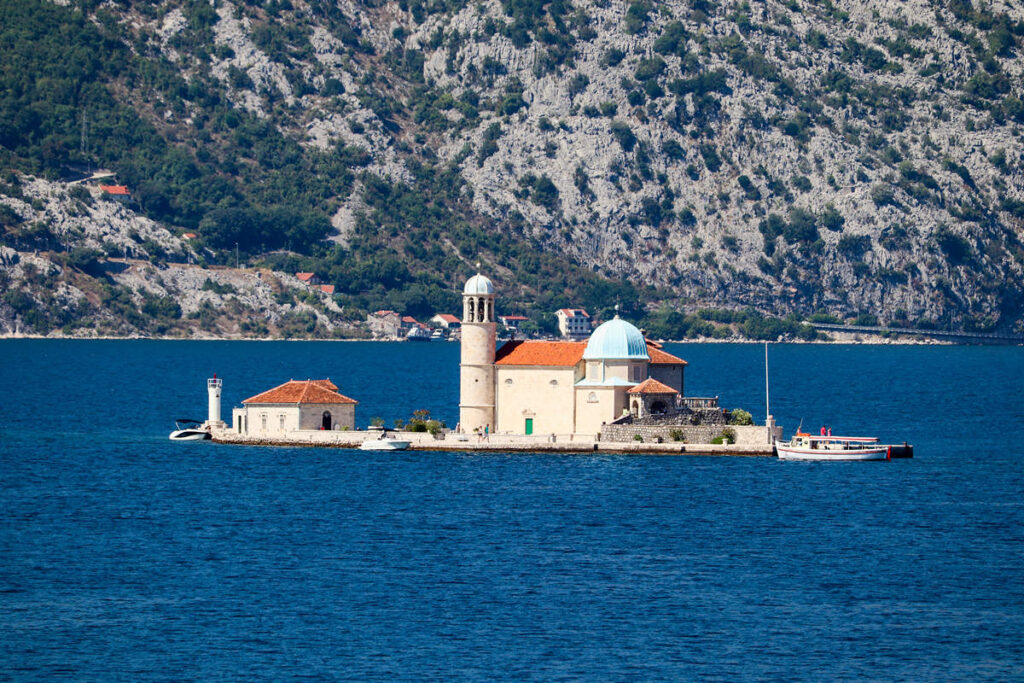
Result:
[1, 0, 1023, 338]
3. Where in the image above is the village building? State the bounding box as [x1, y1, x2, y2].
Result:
[431, 313, 461, 331]
[231, 379, 357, 436]
[556, 308, 592, 339]
[459, 274, 688, 438]
[367, 310, 402, 338]
[498, 314, 528, 332]
[98, 184, 132, 203]
[295, 272, 320, 286]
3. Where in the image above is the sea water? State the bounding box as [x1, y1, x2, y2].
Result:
[1, 340, 1022, 679]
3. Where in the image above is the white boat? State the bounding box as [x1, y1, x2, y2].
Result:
[777, 432, 889, 461]
[359, 435, 411, 451]
[169, 419, 212, 441]
[406, 326, 432, 342]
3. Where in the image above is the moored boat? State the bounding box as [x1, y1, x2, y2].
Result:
[169, 419, 212, 441]
[359, 435, 411, 451]
[776, 432, 889, 461]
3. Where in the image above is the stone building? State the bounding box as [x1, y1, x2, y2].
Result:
[231, 379, 357, 436]
[367, 310, 402, 338]
[458, 273, 687, 438]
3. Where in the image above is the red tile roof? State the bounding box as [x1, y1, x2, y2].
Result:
[373, 310, 399, 318]
[401, 316, 419, 324]
[312, 379, 338, 391]
[182, 232, 198, 239]
[318, 284, 335, 294]
[647, 342, 688, 365]
[435, 314, 460, 323]
[243, 379, 356, 405]
[495, 340, 587, 366]
[628, 378, 678, 394]
[558, 308, 589, 318]
[99, 184, 130, 195]
[296, 272, 316, 282]
[500, 315, 528, 321]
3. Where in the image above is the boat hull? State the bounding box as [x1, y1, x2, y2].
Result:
[776, 445, 888, 461]
[169, 430, 211, 441]
[359, 439, 410, 451]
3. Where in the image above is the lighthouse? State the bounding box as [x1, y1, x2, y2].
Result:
[207, 374, 224, 428]
[459, 273, 496, 434]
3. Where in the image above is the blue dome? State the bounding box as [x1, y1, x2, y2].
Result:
[463, 273, 494, 295]
[583, 316, 649, 360]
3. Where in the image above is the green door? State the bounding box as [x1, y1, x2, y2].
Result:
[525, 418, 533, 435]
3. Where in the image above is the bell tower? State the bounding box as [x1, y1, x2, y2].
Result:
[459, 273, 496, 434]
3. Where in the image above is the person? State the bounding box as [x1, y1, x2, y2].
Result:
[484, 424, 489, 441]
[827, 426, 832, 436]
[820, 425, 827, 436]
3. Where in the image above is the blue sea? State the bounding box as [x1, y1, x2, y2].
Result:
[1, 340, 1023, 680]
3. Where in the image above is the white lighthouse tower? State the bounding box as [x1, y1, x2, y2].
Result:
[206, 374, 224, 428]
[459, 273, 496, 435]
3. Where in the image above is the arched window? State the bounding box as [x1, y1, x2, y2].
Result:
[322, 411, 332, 430]
[587, 392, 598, 404]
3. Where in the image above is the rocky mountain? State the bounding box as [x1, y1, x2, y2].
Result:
[1, 0, 1023, 337]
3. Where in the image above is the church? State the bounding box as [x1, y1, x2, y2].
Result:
[459, 273, 689, 438]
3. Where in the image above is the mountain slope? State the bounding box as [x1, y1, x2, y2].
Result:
[1, 0, 1023, 335]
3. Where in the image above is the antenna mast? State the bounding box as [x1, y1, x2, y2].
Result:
[764, 342, 770, 423]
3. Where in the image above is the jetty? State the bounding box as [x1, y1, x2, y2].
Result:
[210, 428, 777, 456]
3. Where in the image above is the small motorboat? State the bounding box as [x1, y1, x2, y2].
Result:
[359, 432, 411, 451]
[169, 419, 212, 441]
[776, 432, 889, 461]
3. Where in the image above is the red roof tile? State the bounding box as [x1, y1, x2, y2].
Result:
[243, 379, 357, 405]
[495, 340, 587, 366]
[628, 378, 678, 394]
[182, 232, 198, 239]
[558, 308, 589, 318]
[401, 316, 419, 324]
[318, 284, 335, 294]
[373, 310, 399, 318]
[500, 315, 528, 321]
[435, 314, 460, 323]
[296, 272, 316, 281]
[647, 343, 688, 365]
[99, 184, 130, 195]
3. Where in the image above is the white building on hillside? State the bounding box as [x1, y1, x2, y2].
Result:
[556, 308, 591, 339]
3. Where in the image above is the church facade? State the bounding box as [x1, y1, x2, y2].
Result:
[458, 274, 688, 438]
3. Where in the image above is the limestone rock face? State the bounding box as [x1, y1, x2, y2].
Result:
[0, 176, 357, 338]
[4, 0, 1024, 334]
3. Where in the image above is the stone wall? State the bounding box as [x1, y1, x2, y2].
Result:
[600, 423, 780, 446]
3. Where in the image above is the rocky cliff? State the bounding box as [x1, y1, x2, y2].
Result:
[1, 0, 1022, 336]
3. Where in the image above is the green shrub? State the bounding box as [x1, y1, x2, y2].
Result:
[712, 427, 737, 444]
[729, 409, 753, 426]
[669, 429, 685, 442]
